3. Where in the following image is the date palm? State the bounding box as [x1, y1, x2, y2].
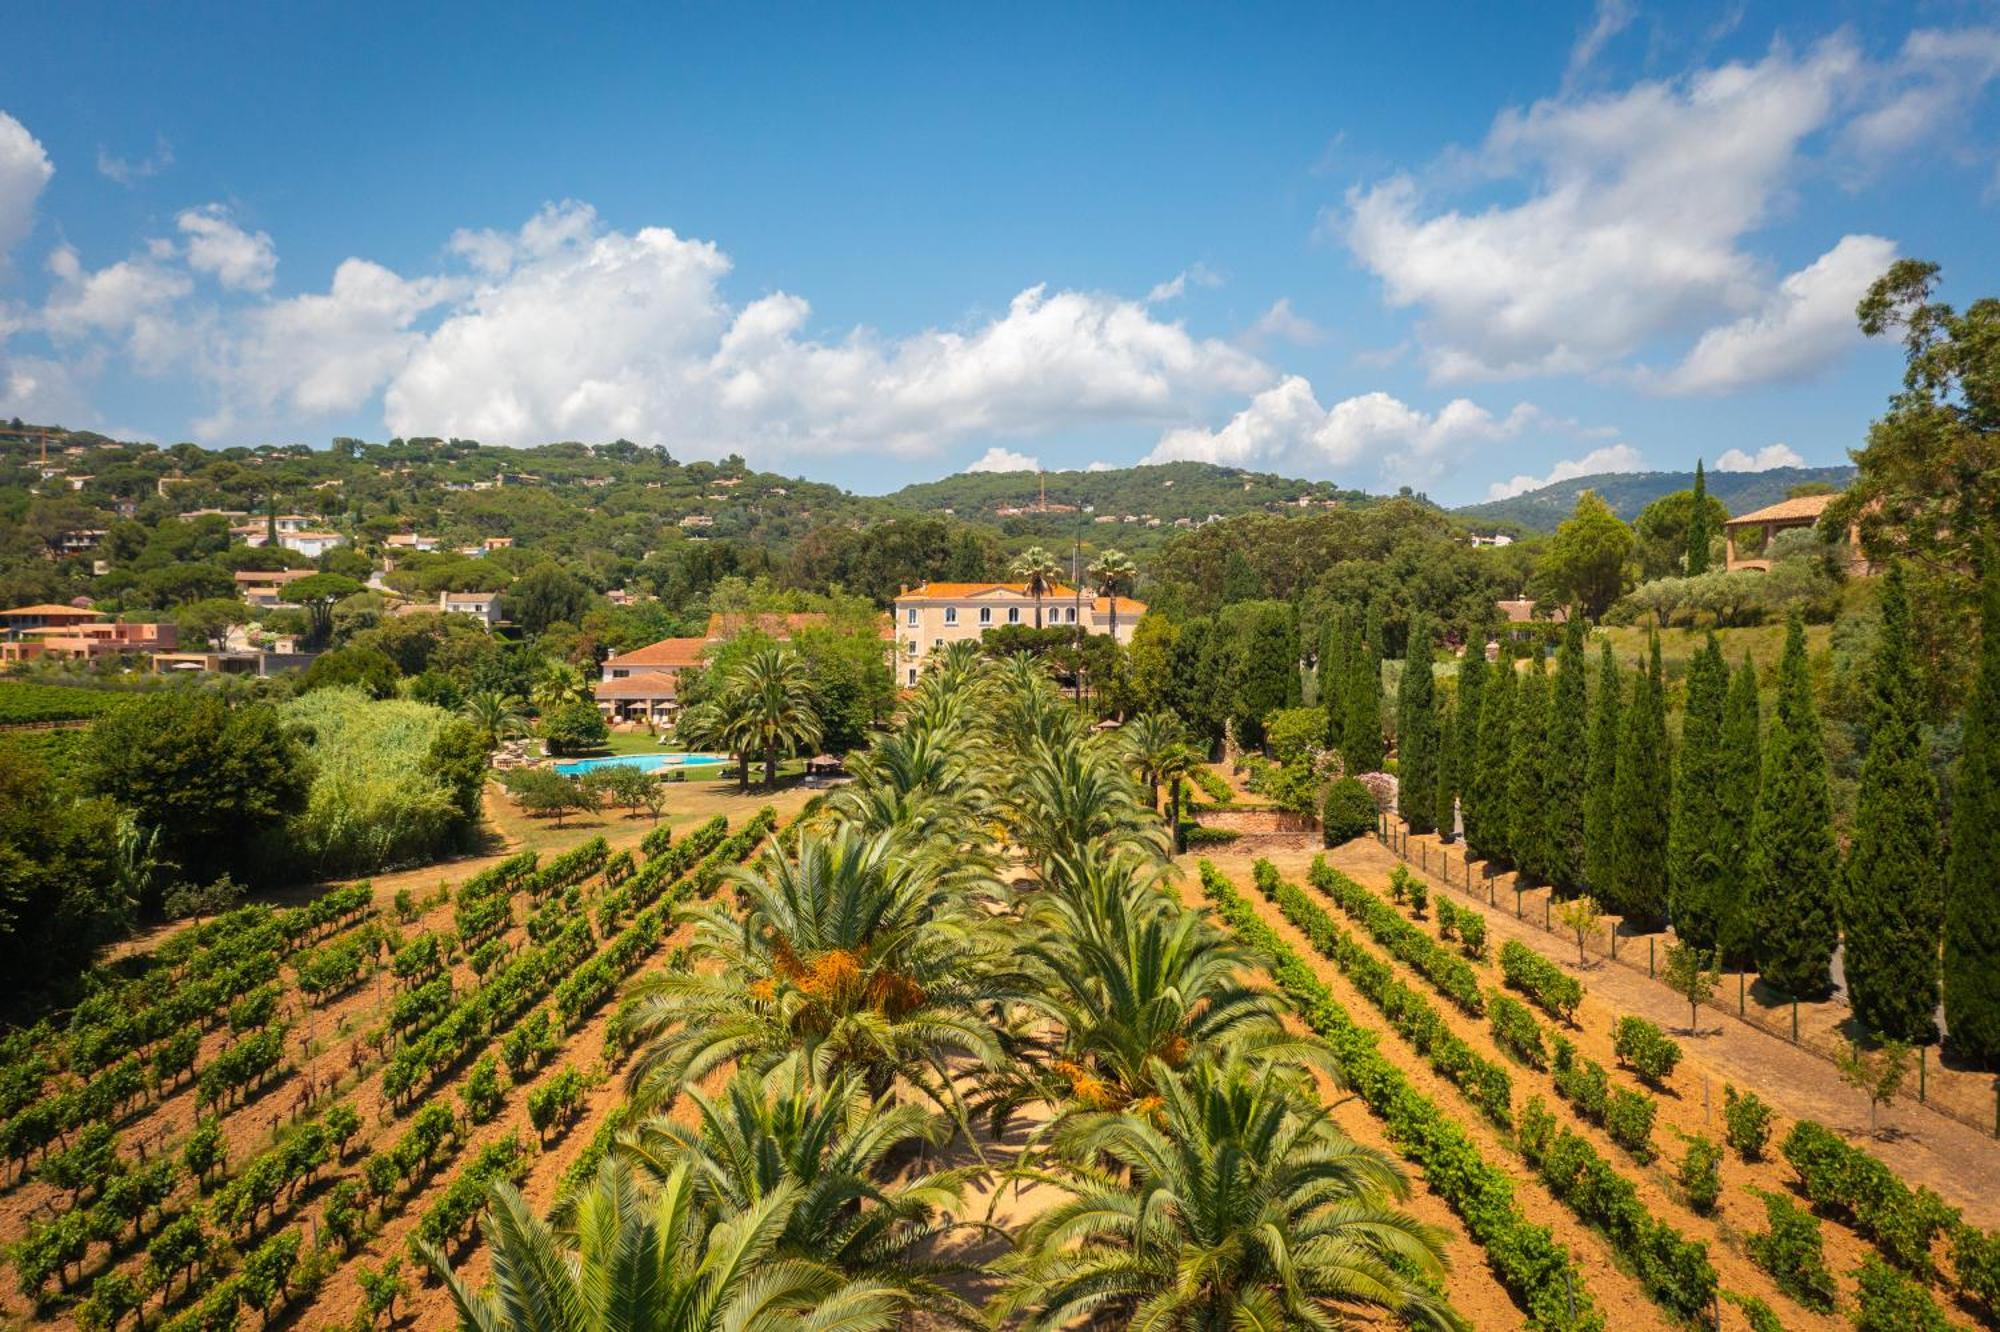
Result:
[999, 1059, 1461, 1332]
[459, 690, 528, 750]
[1086, 548, 1137, 640]
[1008, 738, 1162, 869]
[426, 1155, 902, 1332]
[729, 645, 824, 789]
[1010, 545, 1064, 630]
[1120, 711, 1198, 829]
[625, 1063, 982, 1326]
[529, 660, 591, 714]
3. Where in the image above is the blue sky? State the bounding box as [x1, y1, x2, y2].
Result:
[2, 2, 1996, 502]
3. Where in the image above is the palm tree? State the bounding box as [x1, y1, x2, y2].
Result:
[1011, 545, 1063, 630]
[1120, 711, 1198, 829]
[1008, 738, 1162, 869]
[998, 1059, 1461, 1332]
[1086, 548, 1137, 640]
[459, 690, 527, 750]
[625, 1063, 982, 1326]
[529, 659, 591, 714]
[624, 827, 1024, 1116]
[426, 1156, 903, 1332]
[728, 646, 824, 789]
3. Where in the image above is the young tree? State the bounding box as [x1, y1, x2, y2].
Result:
[1716, 654, 1763, 964]
[1609, 635, 1670, 924]
[1468, 643, 1515, 863]
[1555, 895, 1605, 966]
[1396, 614, 1441, 834]
[1507, 652, 1551, 883]
[1945, 552, 2000, 1066]
[1582, 639, 1623, 898]
[1662, 943, 1720, 1035]
[1686, 459, 1714, 576]
[1845, 564, 1944, 1044]
[1342, 610, 1385, 772]
[1545, 619, 1590, 891]
[1667, 635, 1730, 950]
[1750, 614, 1841, 999]
[1836, 1040, 1912, 1137]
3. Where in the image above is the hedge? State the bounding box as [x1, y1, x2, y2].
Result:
[1306, 856, 1484, 1016]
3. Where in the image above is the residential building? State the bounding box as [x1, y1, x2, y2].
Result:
[1722, 493, 1872, 574]
[279, 530, 346, 558]
[2, 620, 176, 664]
[0, 603, 105, 640]
[235, 569, 316, 609]
[151, 649, 316, 677]
[438, 591, 503, 627]
[595, 673, 680, 724]
[890, 581, 1147, 686]
[384, 532, 442, 552]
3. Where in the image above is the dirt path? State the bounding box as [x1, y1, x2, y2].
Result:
[1334, 836, 2000, 1228]
[1174, 856, 1676, 1332]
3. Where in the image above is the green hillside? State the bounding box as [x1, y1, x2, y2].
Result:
[1451, 464, 1855, 533]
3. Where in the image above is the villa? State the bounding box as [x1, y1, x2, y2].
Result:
[0, 603, 105, 639]
[891, 581, 1145, 686]
[235, 569, 317, 609]
[1, 617, 174, 663]
[279, 530, 347, 559]
[438, 591, 504, 627]
[1723, 494, 1872, 574]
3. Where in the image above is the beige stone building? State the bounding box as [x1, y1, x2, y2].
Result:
[890, 581, 1146, 686]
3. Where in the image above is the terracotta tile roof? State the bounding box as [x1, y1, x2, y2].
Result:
[1497, 598, 1566, 624]
[0, 603, 107, 618]
[594, 673, 680, 700]
[1724, 494, 1836, 526]
[895, 581, 1089, 601]
[604, 636, 710, 669]
[233, 569, 314, 583]
[1093, 595, 1147, 618]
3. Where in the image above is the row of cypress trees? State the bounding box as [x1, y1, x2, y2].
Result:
[1384, 560, 2000, 1063]
[1315, 604, 1384, 775]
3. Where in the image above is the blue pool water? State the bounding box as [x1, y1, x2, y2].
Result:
[552, 752, 730, 776]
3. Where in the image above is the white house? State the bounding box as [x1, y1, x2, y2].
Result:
[439, 590, 503, 627]
[280, 530, 347, 559]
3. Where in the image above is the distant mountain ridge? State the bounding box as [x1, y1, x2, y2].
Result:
[1450, 465, 1857, 533]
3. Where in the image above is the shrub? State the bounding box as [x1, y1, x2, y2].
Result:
[1458, 909, 1488, 959]
[1781, 1119, 1955, 1277]
[1677, 1134, 1722, 1215]
[1304, 858, 1484, 1015]
[1723, 1292, 1783, 1332]
[1551, 1038, 1610, 1122]
[1723, 1085, 1774, 1161]
[1488, 992, 1548, 1069]
[461, 1055, 505, 1124]
[1953, 1224, 2000, 1318]
[540, 700, 609, 756]
[1612, 1016, 1681, 1089]
[1322, 777, 1379, 845]
[1853, 1255, 1950, 1332]
[1180, 824, 1242, 848]
[1499, 940, 1584, 1023]
[1604, 1088, 1657, 1162]
[1745, 1188, 1837, 1312]
[1406, 876, 1429, 917]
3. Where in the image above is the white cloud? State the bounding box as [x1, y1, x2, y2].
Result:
[1841, 28, 2000, 167]
[1567, 0, 1635, 83]
[40, 244, 192, 369]
[1646, 234, 1895, 394]
[1714, 443, 1805, 471]
[1145, 375, 1563, 488]
[177, 205, 278, 292]
[965, 446, 1040, 473]
[1145, 262, 1221, 304]
[1342, 36, 1862, 382]
[1486, 443, 1646, 500]
[1084, 460, 1116, 472]
[96, 136, 173, 187]
[0, 112, 54, 270]
[1243, 298, 1324, 346]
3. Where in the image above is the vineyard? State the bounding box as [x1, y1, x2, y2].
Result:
[0, 795, 795, 1331]
[1188, 837, 2000, 1332]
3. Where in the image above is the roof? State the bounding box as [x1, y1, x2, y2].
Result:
[594, 673, 680, 700]
[605, 636, 710, 670]
[1093, 595, 1147, 618]
[0, 603, 107, 618]
[895, 581, 1090, 601]
[442, 591, 501, 604]
[704, 611, 829, 640]
[1496, 598, 1566, 624]
[233, 569, 314, 583]
[1724, 494, 1837, 527]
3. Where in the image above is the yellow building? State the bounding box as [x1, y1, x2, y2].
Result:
[890, 581, 1145, 686]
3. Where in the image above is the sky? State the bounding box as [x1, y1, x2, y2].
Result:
[1, 2, 1996, 504]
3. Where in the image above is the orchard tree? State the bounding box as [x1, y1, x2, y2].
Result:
[1843, 564, 1943, 1043]
[1750, 615, 1840, 999]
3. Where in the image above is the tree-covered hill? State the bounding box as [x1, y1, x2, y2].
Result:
[885, 460, 1372, 527]
[1451, 464, 1856, 533]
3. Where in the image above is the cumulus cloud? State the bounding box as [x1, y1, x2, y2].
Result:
[1841, 28, 2000, 167]
[1144, 375, 1569, 488]
[965, 446, 1040, 473]
[40, 244, 192, 370]
[1243, 298, 1324, 347]
[0, 112, 54, 269]
[1714, 443, 1805, 471]
[1486, 444, 1646, 500]
[96, 136, 173, 187]
[177, 205, 278, 292]
[1084, 460, 1116, 472]
[1645, 234, 1895, 394]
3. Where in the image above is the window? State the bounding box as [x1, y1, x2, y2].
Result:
[944, 607, 957, 625]
[908, 668, 918, 685]
[905, 608, 919, 626]
[1008, 607, 1021, 624]
[978, 607, 992, 625]
[1065, 606, 1078, 623]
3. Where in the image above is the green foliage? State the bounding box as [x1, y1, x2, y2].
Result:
[1498, 940, 1583, 1023]
[1611, 1016, 1682, 1089]
[539, 698, 610, 756]
[1469, 644, 1516, 863]
[0, 743, 127, 1004]
[1507, 654, 1552, 883]
[1667, 635, 1731, 949]
[1714, 654, 1762, 963]
[1781, 1119, 1957, 1277]
[1745, 1188, 1838, 1312]
[1320, 776, 1378, 845]
[1536, 492, 1635, 619]
[1602, 1086, 1657, 1162]
[1544, 620, 1589, 888]
[1853, 1255, 1952, 1332]
[1945, 552, 2000, 1065]
[1342, 608, 1385, 771]
[1722, 1086, 1774, 1162]
[283, 688, 477, 876]
[1396, 613, 1441, 833]
[1581, 640, 1620, 895]
[1608, 635, 1669, 922]
[1750, 614, 1840, 998]
[300, 645, 400, 698]
[1488, 992, 1549, 1069]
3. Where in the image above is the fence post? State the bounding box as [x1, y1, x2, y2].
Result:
[1649, 937, 1655, 978]
[1545, 895, 1552, 930]
[1738, 972, 1745, 1017]
[1515, 887, 1523, 919]
[1791, 999, 1799, 1043]
[1919, 1046, 1926, 1104]
[1611, 930, 1618, 960]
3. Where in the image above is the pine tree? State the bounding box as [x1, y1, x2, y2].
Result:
[1452, 649, 1489, 846]
[1667, 635, 1730, 949]
[1610, 633, 1671, 924]
[1944, 554, 2000, 1066]
[1583, 639, 1622, 896]
[1715, 653, 1763, 965]
[1470, 645, 1516, 863]
[1343, 609, 1385, 773]
[1508, 652, 1551, 884]
[1545, 618, 1590, 892]
[1845, 564, 1942, 1044]
[1686, 459, 1712, 576]
[1398, 614, 1441, 834]
[1749, 614, 1840, 999]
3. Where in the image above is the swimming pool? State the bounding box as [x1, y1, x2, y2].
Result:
[552, 752, 730, 776]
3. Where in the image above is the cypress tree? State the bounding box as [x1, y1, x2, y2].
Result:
[1610, 633, 1671, 924]
[1845, 564, 1942, 1044]
[1715, 653, 1763, 965]
[1545, 619, 1590, 892]
[1667, 634, 1730, 949]
[1319, 610, 1352, 749]
[1749, 614, 1840, 999]
[1453, 649, 1489, 846]
[1434, 691, 1458, 842]
[1686, 459, 1712, 576]
[1944, 554, 2000, 1065]
[1583, 639, 1622, 896]
[1398, 614, 1441, 834]
[1508, 652, 1551, 884]
[1343, 610, 1385, 772]
[1470, 645, 1516, 863]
